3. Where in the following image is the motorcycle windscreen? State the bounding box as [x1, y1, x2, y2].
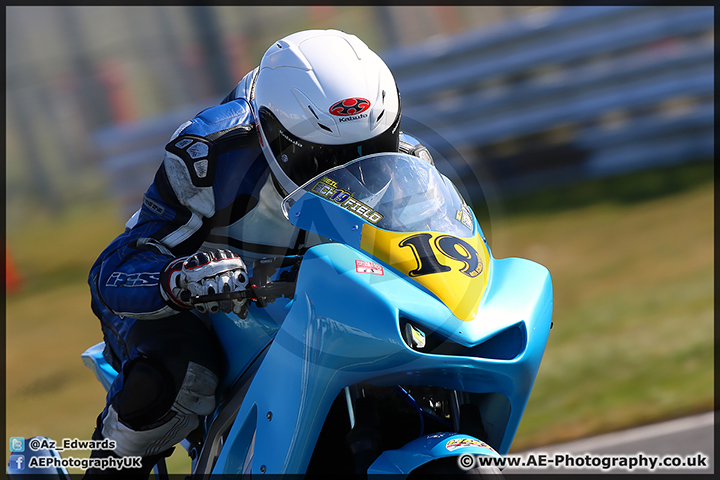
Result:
[283, 152, 476, 238]
[282, 152, 492, 320]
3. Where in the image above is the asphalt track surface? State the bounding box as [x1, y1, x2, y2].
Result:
[503, 411, 714, 475]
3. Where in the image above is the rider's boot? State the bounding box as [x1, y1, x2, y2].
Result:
[81, 424, 173, 478]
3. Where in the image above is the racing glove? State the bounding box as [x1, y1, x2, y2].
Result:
[160, 249, 249, 315]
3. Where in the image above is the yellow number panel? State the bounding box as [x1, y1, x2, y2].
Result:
[360, 225, 491, 322]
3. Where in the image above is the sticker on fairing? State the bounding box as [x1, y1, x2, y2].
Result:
[355, 260, 384, 275]
[311, 179, 384, 224]
[445, 438, 492, 451]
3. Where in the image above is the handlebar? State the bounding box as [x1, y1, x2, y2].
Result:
[189, 281, 296, 305]
[189, 255, 302, 308]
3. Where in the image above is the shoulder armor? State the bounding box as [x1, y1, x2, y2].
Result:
[165, 135, 216, 188]
[166, 99, 259, 189]
[179, 99, 256, 140]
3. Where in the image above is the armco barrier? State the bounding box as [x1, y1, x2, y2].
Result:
[92, 6, 714, 213]
[385, 5, 713, 196]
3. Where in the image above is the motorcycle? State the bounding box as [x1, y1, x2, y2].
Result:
[9, 152, 552, 478]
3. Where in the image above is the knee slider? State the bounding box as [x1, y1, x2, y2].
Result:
[113, 357, 176, 430]
[104, 360, 218, 457]
[174, 361, 219, 416]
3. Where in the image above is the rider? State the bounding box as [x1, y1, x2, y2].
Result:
[84, 29, 433, 477]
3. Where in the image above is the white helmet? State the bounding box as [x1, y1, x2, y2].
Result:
[253, 29, 401, 196]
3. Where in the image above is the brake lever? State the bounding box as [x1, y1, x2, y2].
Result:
[189, 281, 296, 306]
[190, 255, 302, 308]
[189, 289, 252, 305]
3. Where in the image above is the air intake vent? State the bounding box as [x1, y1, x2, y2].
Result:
[399, 318, 527, 361]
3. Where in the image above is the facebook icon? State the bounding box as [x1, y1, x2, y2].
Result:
[13, 455, 25, 470]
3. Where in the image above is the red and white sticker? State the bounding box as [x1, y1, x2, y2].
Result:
[355, 260, 384, 276]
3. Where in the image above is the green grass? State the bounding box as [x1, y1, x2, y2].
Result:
[5, 163, 714, 471]
[4, 203, 194, 474]
[488, 162, 714, 450]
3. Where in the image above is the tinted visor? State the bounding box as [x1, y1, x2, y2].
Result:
[259, 107, 400, 188]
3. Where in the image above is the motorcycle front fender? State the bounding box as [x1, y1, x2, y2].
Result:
[367, 432, 501, 475]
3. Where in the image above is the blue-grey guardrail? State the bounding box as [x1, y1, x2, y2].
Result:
[384, 5, 713, 197]
[93, 6, 714, 213]
[390, 7, 711, 100]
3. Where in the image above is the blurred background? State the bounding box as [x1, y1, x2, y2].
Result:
[5, 4, 713, 474]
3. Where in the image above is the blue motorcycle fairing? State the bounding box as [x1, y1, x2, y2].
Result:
[81, 343, 119, 392]
[80, 153, 553, 476]
[210, 295, 291, 394]
[367, 432, 501, 475]
[80, 218, 552, 476]
[210, 240, 551, 475]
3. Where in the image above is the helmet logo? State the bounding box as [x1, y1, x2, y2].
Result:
[329, 98, 371, 117]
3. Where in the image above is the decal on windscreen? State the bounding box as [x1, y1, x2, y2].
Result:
[311, 178, 384, 224]
[455, 204, 473, 231]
